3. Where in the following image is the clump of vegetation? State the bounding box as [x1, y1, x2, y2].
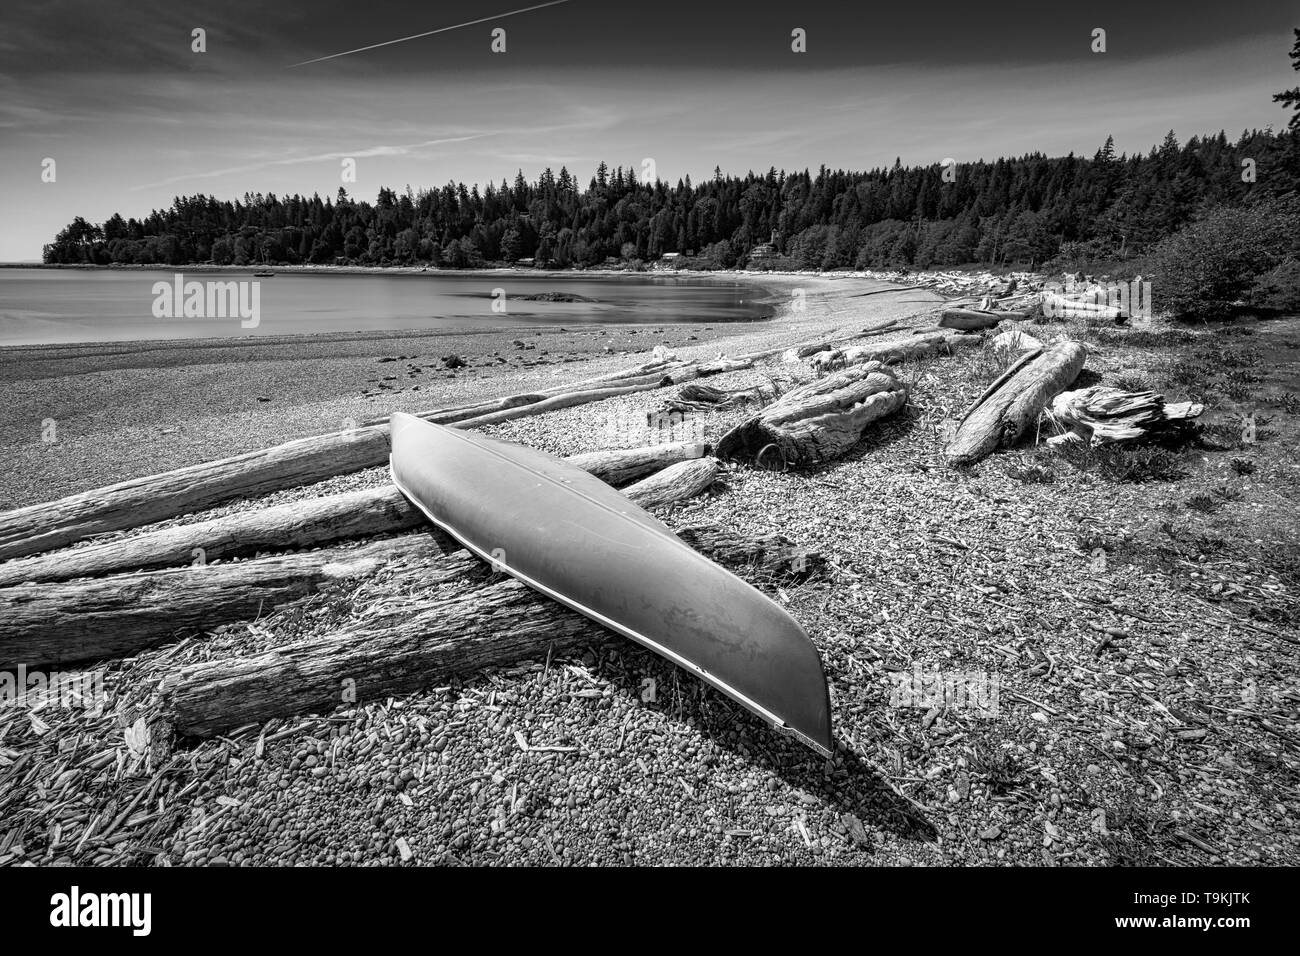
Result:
[1249, 258, 1300, 312]
[1271, 391, 1300, 414]
[1111, 371, 1153, 392]
[971, 746, 1024, 796]
[1219, 378, 1256, 402]
[1147, 199, 1300, 319]
[1185, 493, 1222, 514]
[1230, 457, 1256, 475]
[1006, 462, 1055, 484]
[1054, 441, 1189, 482]
[1089, 328, 1197, 349]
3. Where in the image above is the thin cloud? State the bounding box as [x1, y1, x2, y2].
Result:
[129, 134, 493, 190]
[286, 0, 574, 68]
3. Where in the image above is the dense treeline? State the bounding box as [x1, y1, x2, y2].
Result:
[43, 129, 1297, 271]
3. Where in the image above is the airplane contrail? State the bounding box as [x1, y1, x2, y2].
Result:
[287, 0, 573, 68]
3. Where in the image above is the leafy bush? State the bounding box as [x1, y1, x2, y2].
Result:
[1249, 258, 1300, 313]
[1147, 200, 1300, 318]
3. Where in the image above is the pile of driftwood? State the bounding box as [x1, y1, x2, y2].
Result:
[0, 348, 843, 737]
[859, 269, 1044, 301]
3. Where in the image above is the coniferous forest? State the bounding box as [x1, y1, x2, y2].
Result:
[42, 129, 1297, 272]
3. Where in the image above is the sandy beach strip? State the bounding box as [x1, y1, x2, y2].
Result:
[0, 272, 942, 507]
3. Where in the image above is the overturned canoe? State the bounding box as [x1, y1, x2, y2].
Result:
[388, 413, 833, 756]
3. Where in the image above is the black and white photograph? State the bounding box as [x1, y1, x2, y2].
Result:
[0, 0, 1295, 925]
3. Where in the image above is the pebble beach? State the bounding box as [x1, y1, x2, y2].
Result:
[1, 270, 1297, 868]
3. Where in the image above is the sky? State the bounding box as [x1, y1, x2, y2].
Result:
[1, 0, 1296, 260]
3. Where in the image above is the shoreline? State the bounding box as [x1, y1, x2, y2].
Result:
[0, 273, 944, 506]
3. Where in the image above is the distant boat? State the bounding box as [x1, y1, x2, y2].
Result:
[253, 270, 275, 278]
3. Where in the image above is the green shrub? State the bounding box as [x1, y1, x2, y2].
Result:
[1148, 200, 1300, 318]
[1249, 258, 1300, 312]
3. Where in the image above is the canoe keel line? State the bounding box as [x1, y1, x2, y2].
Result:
[388, 413, 834, 757]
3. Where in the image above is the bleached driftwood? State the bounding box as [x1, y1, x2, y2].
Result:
[0, 437, 716, 586]
[1044, 386, 1203, 445]
[945, 341, 1087, 465]
[716, 362, 908, 467]
[812, 332, 979, 371]
[620, 458, 720, 509]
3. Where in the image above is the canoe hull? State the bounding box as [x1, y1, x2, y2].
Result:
[388, 413, 833, 756]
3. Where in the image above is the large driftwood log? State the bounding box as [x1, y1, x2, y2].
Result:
[5, 517, 810, 673]
[562, 441, 709, 487]
[0, 442, 711, 586]
[939, 309, 1002, 330]
[163, 522, 821, 737]
[672, 523, 825, 580]
[813, 332, 979, 371]
[0, 536, 445, 669]
[164, 577, 604, 736]
[0, 486, 422, 588]
[621, 458, 720, 509]
[0, 369, 691, 562]
[945, 341, 1088, 466]
[716, 362, 908, 467]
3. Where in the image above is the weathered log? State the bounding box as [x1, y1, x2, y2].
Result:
[450, 381, 665, 429]
[0, 535, 447, 670]
[661, 379, 786, 413]
[164, 577, 605, 736]
[0, 372, 682, 562]
[672, 523, 824, 580]
[163, 522, 819, 737]
[939, 309, 1012, 330]
[716, 362, 908, 467]
[562, 442, 709, 487]
[945, 341, 1087, 465]
[813, 332, 979, 371]
[1044, 386, 1203, 445]
[0, 486, 422, 588]
[0, 442, 713, 587]
[4, 516, 808, 674]
[621, 457, 720, 509]
[0, 427, 393, 564]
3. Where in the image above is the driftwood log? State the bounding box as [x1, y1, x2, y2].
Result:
[162, 521, 821, 737]
[620, 458, 720, 510]
[661, 379, 786, 413]
[938, 308, 1023, 331]
[561, 441, 708, 487]
[1044, 386, 1203, 445]
[716, 362, 908, 468]
[0, 442, 709, 587]
[813, 332, 979, 371]
[945, 341, 1088, 465]
[2, 516, 812, 673]
[0, 486, 422, 588]
[0, 353, 745, 563]
[0, 536, 441, 670]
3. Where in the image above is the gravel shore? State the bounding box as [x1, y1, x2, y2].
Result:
[1, 273, 1297, 869]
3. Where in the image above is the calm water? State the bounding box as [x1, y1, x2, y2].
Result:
[0, 268, 776, 346]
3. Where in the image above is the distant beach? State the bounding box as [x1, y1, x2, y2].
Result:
[0, 272, 942, 506]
